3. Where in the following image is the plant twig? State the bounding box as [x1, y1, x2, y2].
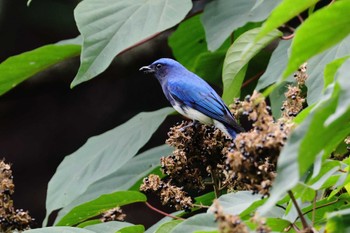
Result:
[312, 191, 317, 225]
[288, 190, 309, 229]
[145, 202, 184, 220]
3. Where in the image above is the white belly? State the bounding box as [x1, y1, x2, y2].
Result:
[173, 104, 213, 125]
[172, 103, 231, 137]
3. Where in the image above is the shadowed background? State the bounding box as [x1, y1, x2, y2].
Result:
[0, 0, 183, 226]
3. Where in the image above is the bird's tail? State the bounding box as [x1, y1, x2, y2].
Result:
[225, 123, 245, 139]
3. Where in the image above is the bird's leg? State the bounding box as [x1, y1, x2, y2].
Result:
[180, 120, 199, 132]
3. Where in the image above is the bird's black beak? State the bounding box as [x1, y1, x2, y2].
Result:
[139, 65, 155, 74]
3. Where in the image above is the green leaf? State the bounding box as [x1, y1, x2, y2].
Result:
[56, 191, 146, 226]
[283, 0, 350, 78]
[24, 227, 95, 233]
[324, 56, 350, 90]
[259, 59, 350, 214]
[303, 194, 350, 225]
[192, 51, 227, 86]
[168, 15, 229, 86]
[201, 0, 281, 51]
[222, 27, 282, 103]
[44, 107, 173, 225]
[326, 208, 350, 233]
[208, 191, 263, 216]
[264, 218, 291, 232]
[117, 225, 144, 233]
[0, 44, 80, 96]
[72, 0, 192, 87]
[194, 192, 215, 207]
[145, 211, 183, 233]
[258, 35, 350, 106]
[256, 39, 291, 91]
[256, 0, 318, 40]
[170, 213, 217, 233]
[155, 220, 182, 233]
[55, 144, 171, 223]
[84, 222, 133, 233]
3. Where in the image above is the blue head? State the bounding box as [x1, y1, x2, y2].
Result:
[139, 58, 185, 83]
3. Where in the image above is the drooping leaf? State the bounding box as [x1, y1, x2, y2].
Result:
[201, 0, 281, 51]
[44, 107, 173, 225]
[168, 14, 229, 86]
[256, 0, 318, 40]
[208, 191, 263, 216]
[256, 39, 292, 91]
[283, 0, 350, 78]
[72, 0, 192, 86]
[155, 220, 182, 233]
[54, 145, 171, 223]
[222, 27, 282, 103]
[56, 191, 146, 226]
[324, 56, 350, 90]
[0, 44, 80, 96]
[170, 213, 217, 233]
[117, 225, 145, 233]
[259, 60, 350, 214]
[145, 211, 183, 233]
[258, 35, 350, 107]
[84, 222, 133, 233]
[326, 208, 350, 233]
[24, 227, 95, 233]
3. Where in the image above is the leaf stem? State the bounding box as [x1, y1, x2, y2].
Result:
[145, 202, 184, 220]
[288, 190, 309, 229]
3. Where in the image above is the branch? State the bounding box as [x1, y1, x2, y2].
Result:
[145, 202, 184, 220]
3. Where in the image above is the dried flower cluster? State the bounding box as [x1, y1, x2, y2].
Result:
[100, 207, 126, 222]
[226, 91, 294, 196]
[140, 174, 193, 211]
[281, 62, 307, 119]
[212, 200, 271, 233]
[212, 200, 249, 233]
[0, 160, 34, 232]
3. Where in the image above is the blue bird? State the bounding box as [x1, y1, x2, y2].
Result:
[140, 58, 244, 139]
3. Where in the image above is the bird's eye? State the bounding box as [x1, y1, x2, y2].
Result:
[156, 64, 162, 70]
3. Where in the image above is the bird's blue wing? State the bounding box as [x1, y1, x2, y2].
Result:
[167, 79, 241, 130]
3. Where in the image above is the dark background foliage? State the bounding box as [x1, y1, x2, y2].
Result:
[0, 0, 174, 223]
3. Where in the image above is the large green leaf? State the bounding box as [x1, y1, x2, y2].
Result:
[0, 44, 80, 96]
[54, 145, 171, 224]
[324, 56, 350, 90]
[208, 191, 263, 216]
[259, 59, 350, 214]
[72, 0, 192, 86]
[25, 227, 95, 233]
[170, 213, 217, 233]
[222, 27, 282, 103]
[155, 220, 182, 233]
[201, 0, 281, 51]
[326, 208, 350, 233]
[256, 0, 318, 40]
[84, 221, 133, 233]
[283, 0, 350, 78]
[145, 211, 183, 233]
[168, 14, 229, 86]
[258, 35, 350, 107]
[56, 191, 146, 226]
[44, 107, 173, 225]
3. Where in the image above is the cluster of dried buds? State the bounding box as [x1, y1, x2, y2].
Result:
[212, 200, 271, 233]
[140, 174, 193, 211]
[281, 62, 307, 119]
[0, 160, 34, 232]
[227, 90, 295, 196]
[100, 207, 126, 222]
